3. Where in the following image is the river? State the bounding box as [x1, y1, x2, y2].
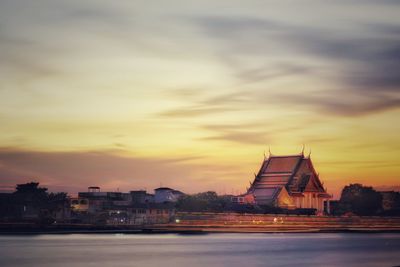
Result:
[0, 233, 399, 267]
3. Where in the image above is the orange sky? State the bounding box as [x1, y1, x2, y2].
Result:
[0, 1, 399, 198]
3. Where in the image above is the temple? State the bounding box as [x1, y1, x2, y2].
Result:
[235, 152, 332, 213]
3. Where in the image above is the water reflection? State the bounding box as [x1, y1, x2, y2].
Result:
[0, 233, 399, 267]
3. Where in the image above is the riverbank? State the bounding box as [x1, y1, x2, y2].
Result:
[1, 225, 400, 235]
[1, 212, 400, 234]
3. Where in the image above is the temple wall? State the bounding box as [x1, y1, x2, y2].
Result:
[292, 194, 325, 212]
[276, 188, 296, 209]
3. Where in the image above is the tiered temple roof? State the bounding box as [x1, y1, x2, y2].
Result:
[247, 153, 330, 204]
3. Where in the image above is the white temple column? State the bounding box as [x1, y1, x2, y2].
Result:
[326, 199, 330, 214]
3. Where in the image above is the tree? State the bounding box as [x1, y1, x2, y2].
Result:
[11, 182, 68, 223]
[15, 182, 47, 194]
[338, 183, 382, 216]
[46, 192, 69, 220]
[176, 191, 231, 212]
[13, 182, 48, 208]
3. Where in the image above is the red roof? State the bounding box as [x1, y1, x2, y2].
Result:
[249, 154, 327, 195]
[263, 155, 303, 173]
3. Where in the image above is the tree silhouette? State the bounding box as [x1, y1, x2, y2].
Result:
[339, 183, 382, 216]
[176, 191, 231, 212]
[13, 182, 48, 208]
[10, 182, 68, 223]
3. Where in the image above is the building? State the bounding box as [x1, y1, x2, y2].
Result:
[130, 190, 154, 204]
[380, 191, 400, 211]
[107, 203, 175, 225]
[77, 187, 131, 213]
[325, 200, 340, 215]
[70, 197, 89, 212]
[235, 152, 331, 213]
[0, 192, 15, 221]
[72, 186, 177, 225]
[154, 187, 185, 203]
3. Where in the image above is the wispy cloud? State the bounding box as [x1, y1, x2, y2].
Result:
[272, 90, 400, 116]
[159, 106, 233, 118]
[190, 14, 400, 116]
[158, 91, 249, 118]
[200, 124, 271, 145]
[235, 63, 312, 84]
[318, 160, 400, 169]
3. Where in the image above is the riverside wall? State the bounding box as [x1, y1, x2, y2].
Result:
[162, 212, 400, 232]
[1, 212, 400, 233]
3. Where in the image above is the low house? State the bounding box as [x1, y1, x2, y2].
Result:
[130, 190, 154, 204]
[154, 187, 185, 203]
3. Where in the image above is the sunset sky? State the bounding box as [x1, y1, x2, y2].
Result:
[0, 0, 399, 198]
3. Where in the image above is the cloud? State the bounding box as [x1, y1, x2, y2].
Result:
[273, 90, 400, 116]
[190, 15, 400, 116]
[235, 63, 312, 84]
[159, 106, 236, 118]
[201, 130, 269, 145]
[318, 160, 399, 169]
[163, 88, 206, 100]
[0, 147, 227, 194]
[2, 1, 400, 120]
[284, 26, 400, 95]
[158, 91, 249, 118]
[199, 124, 271, 145]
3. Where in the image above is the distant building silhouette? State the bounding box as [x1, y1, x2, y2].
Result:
[154, 187, 185, 203]
[71, 186, 182, 224]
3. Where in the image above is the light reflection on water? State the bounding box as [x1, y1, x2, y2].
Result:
[0, 233, 399, 267]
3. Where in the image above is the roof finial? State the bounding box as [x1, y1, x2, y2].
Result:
[301, 144, 305, 155]
[308, 148, 312, 158]
[268, 146, 272, 157]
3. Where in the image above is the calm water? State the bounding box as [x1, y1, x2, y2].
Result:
[0, 233, 399, 267]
